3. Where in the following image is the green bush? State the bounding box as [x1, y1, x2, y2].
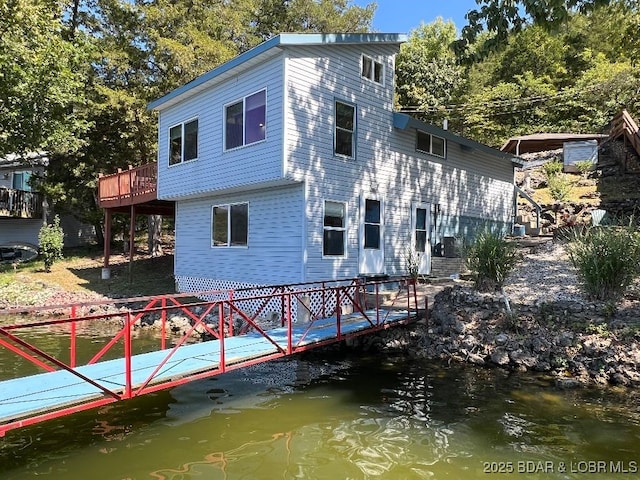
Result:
[567, 225, 640, 301]
[464, 231, 521, 292]
[543, 160, 563, 178]
[38, 215, 64, 272]
[575, 160, 594, 179]
[548, 173, 573, 202]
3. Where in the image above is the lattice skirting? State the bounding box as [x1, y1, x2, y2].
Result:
[175, 276, 360, 324]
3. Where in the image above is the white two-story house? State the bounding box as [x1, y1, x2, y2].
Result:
[148, 33, 519, 293]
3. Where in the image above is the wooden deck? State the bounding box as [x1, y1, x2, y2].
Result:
[97, 163, 173, 214]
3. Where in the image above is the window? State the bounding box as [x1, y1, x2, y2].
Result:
[12, 171, 32, 191]
[416, 130, 446, 158]
[361, 55, 383, 84]
[323, 201, 346, 256]
[415, 207, 428, 253]
[225, 89, 266, 150]
[364, 199, 381, 249]
[335, 101, 355, 158]
[212, 203, 248, 247]
[169, 119, 198, 166]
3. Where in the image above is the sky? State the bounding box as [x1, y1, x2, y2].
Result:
[352, 0, 480, 34]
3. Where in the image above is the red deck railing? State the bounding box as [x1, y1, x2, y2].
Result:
[98, 163, 158, 208]
[0, 277, 426, 437]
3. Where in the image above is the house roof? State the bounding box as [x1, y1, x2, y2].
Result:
[0, 152, 48, 169]
[148, 33, 407, 111]
[500, 133, 608, 155]
[393, 113, 524, 166]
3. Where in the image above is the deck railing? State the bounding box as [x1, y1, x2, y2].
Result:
[98, 163, 158, 208]
[0, 276, 423, 437]
[609, 109, 640, 156]
[0, 188, 43, 219]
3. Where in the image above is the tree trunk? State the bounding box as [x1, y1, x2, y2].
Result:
[148, 215, 163, 257]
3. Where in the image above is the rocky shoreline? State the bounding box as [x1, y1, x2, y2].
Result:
[359, 240, 640, 388]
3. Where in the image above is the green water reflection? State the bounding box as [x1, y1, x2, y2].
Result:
[1, 347, 640, 479]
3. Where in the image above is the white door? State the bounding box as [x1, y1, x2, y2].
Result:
[412, 203, 431, 275]
[359, 196, 384, 275]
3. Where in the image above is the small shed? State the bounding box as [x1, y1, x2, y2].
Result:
[563, 140, 598, 172]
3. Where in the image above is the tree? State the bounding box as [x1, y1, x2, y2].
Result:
[457, 0, 614, 59]
[395, 19, 464, 127]
[0, 0, 91, 157]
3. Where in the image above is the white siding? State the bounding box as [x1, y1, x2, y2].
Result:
[0, 219, 44, 246]
[157, 54, 285, 200]
[283, 43, 514, 280]
[174, 183, 304, 289]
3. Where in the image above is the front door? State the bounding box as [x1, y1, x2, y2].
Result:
[359, 196, 384, 275]
[412, 203, 431, 275]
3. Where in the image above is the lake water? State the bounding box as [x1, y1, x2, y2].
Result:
[1, 339, 639, 479]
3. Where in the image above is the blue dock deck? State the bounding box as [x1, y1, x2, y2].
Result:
[0, 309, 412, 431]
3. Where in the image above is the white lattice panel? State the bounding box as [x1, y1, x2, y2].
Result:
[175, 276, 365, 324]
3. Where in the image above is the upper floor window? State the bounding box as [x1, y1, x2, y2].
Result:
[323, 200, 346, 257]
[416, 130, 446, 158]
[361, 55, 383, 84]
[169, 118, 198, 166]
[212, 203, 249, 247]
[335, 100, 355, 158]
[225, 89, 266, 150]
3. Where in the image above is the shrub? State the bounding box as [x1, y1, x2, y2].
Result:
[404, 248, 421, 281]
[38, 215, 64, 272]
[567, 225, 640, 301]
[464, 231, 521, 292]
[575, 159, 594, 179]
[542, 160, 563, 178]
[547, 173, 573, 202]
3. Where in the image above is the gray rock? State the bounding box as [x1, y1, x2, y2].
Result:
[491, 348, 510, 366]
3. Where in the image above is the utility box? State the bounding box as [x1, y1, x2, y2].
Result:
[563, 140, 598, 172]
[443, 236, 457, 258]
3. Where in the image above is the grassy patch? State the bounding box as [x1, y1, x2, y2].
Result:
[0, 244, 175, 302]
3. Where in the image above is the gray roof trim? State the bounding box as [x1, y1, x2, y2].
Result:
[393, 113, 524, 167]
[148, 33, 407, 111]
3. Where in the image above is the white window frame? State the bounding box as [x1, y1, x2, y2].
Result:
[416, 130, 446, 159]
[334, 100, 356, 159]
[168, 117, 198, 166]
[322, 200, 347, 258]
[361, 54, 384, 85]
[223, 88, 267, 151]
[211, 202, 249, 248]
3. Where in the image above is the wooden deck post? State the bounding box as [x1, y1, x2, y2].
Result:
[128, 204, 136, 282]
[102, 208, 112, 280]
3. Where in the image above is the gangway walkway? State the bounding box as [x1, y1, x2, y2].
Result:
[0, 277, 423, 437]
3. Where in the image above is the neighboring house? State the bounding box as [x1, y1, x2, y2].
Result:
[0, 153, 47, 248]
[148, 33, 520, 293]
[0, 153, 95, 251]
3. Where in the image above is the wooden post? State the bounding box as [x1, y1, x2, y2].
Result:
[102, 209, 112, 280]
[128, 204, 136, 282]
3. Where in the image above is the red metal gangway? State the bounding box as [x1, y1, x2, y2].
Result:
[0, 277, 424, 437]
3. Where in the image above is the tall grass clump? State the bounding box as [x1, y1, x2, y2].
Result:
[464, 231, 521, 292]
[543, 160, 563, 178]
[567, 225, 640, 301]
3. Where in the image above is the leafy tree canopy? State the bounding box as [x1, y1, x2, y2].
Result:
[0, 0, 92, 157]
